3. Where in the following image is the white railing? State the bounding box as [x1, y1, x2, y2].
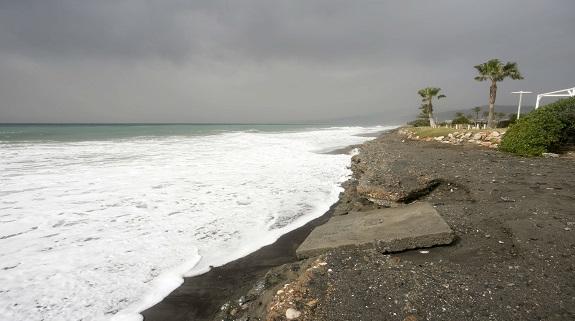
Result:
[535, 86, 575, 109]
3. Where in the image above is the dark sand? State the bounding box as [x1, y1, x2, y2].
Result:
[304, 131, 575, 321]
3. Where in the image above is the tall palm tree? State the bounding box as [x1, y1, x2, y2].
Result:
[418, 87, 446, 128]
[474, 59, 523, 128]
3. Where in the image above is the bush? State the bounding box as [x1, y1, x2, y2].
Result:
[452, 115, 472, 125]
[408, 118, 430, 127]
[498, 113, 518, 128]
[500, 97, 575, 156]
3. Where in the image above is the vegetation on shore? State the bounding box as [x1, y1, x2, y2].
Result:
[500, 97, 575, 156]
[410, 107, 512, 128]
[413, 58, 522, 129]
[474, 59, 523, 128]
[417, 87, 446, 128]
[408, 59, 574, 157]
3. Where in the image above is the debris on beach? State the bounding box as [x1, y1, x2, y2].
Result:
[399, 128, 504, 149]
[266, 258, 327, 321]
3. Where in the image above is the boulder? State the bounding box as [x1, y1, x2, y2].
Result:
[286, 308, 301, 319]
[542, 152, 559, 158]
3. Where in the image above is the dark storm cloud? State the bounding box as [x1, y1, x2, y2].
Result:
[0, 0, 574, 123]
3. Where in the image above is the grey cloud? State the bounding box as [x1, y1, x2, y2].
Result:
[0, 0, 574, 123]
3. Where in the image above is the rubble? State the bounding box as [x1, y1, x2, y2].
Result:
[399, 128, 505, 149]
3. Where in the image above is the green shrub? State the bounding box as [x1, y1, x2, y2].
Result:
[408, 118, 430, 127]
[499, 97, 575, 156]
[452, 115, 472, 125]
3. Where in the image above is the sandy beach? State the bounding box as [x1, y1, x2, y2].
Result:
[143, 128, 575, 321]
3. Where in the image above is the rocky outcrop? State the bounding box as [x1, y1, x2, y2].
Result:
[213, 258, 329, 321]
[348, 134, 455, 207]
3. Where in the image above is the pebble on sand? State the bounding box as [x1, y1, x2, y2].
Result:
[286, 308, 301, 319]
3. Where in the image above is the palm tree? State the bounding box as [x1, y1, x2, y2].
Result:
[472, 106, 482, 124]
[418, 87, 446, 128]
[474, 59, 523, 128]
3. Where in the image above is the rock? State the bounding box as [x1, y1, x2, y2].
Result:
[238, 296, 246, 305]
[542, 152, 559, 158]
[472, 133, 483, 140]
[296, 202, 455, 258]
[306, 299, 318, 307]
[491, 131, 501, 137]
[286, 308, 301, 319]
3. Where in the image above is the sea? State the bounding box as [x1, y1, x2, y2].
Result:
[0, 124, 393, 321]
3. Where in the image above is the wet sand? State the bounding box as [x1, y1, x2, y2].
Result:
[141, 199, 336, 321]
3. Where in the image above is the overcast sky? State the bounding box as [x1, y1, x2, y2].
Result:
[0, 0, 573, 123]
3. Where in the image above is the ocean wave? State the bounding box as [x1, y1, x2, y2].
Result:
[0, 125, 393, 321]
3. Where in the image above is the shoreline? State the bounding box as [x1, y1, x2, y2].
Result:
[142, 189, 344, 321]
[141, 143, 369, 321]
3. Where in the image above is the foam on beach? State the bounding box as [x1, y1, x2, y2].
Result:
[0, 125, 393, 321]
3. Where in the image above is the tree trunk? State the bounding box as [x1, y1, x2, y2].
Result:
[428, 100, 436, 128]
[428, 113, 436, 128]
[487, 81, 497, 128]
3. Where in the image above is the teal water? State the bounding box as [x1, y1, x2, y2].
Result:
[0, 124, 322, 142]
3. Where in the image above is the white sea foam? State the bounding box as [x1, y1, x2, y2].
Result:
[0, 126, 392, 321]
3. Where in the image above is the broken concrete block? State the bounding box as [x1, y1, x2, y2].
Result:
[296, 202, 454, 258]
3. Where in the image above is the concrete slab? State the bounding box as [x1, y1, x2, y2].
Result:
[296, 202, 454, 258]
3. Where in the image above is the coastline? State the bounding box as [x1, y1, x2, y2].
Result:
[140, 142, 370, 321]
[144, 128, 575, 321]
[141, 202, 335, 321]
